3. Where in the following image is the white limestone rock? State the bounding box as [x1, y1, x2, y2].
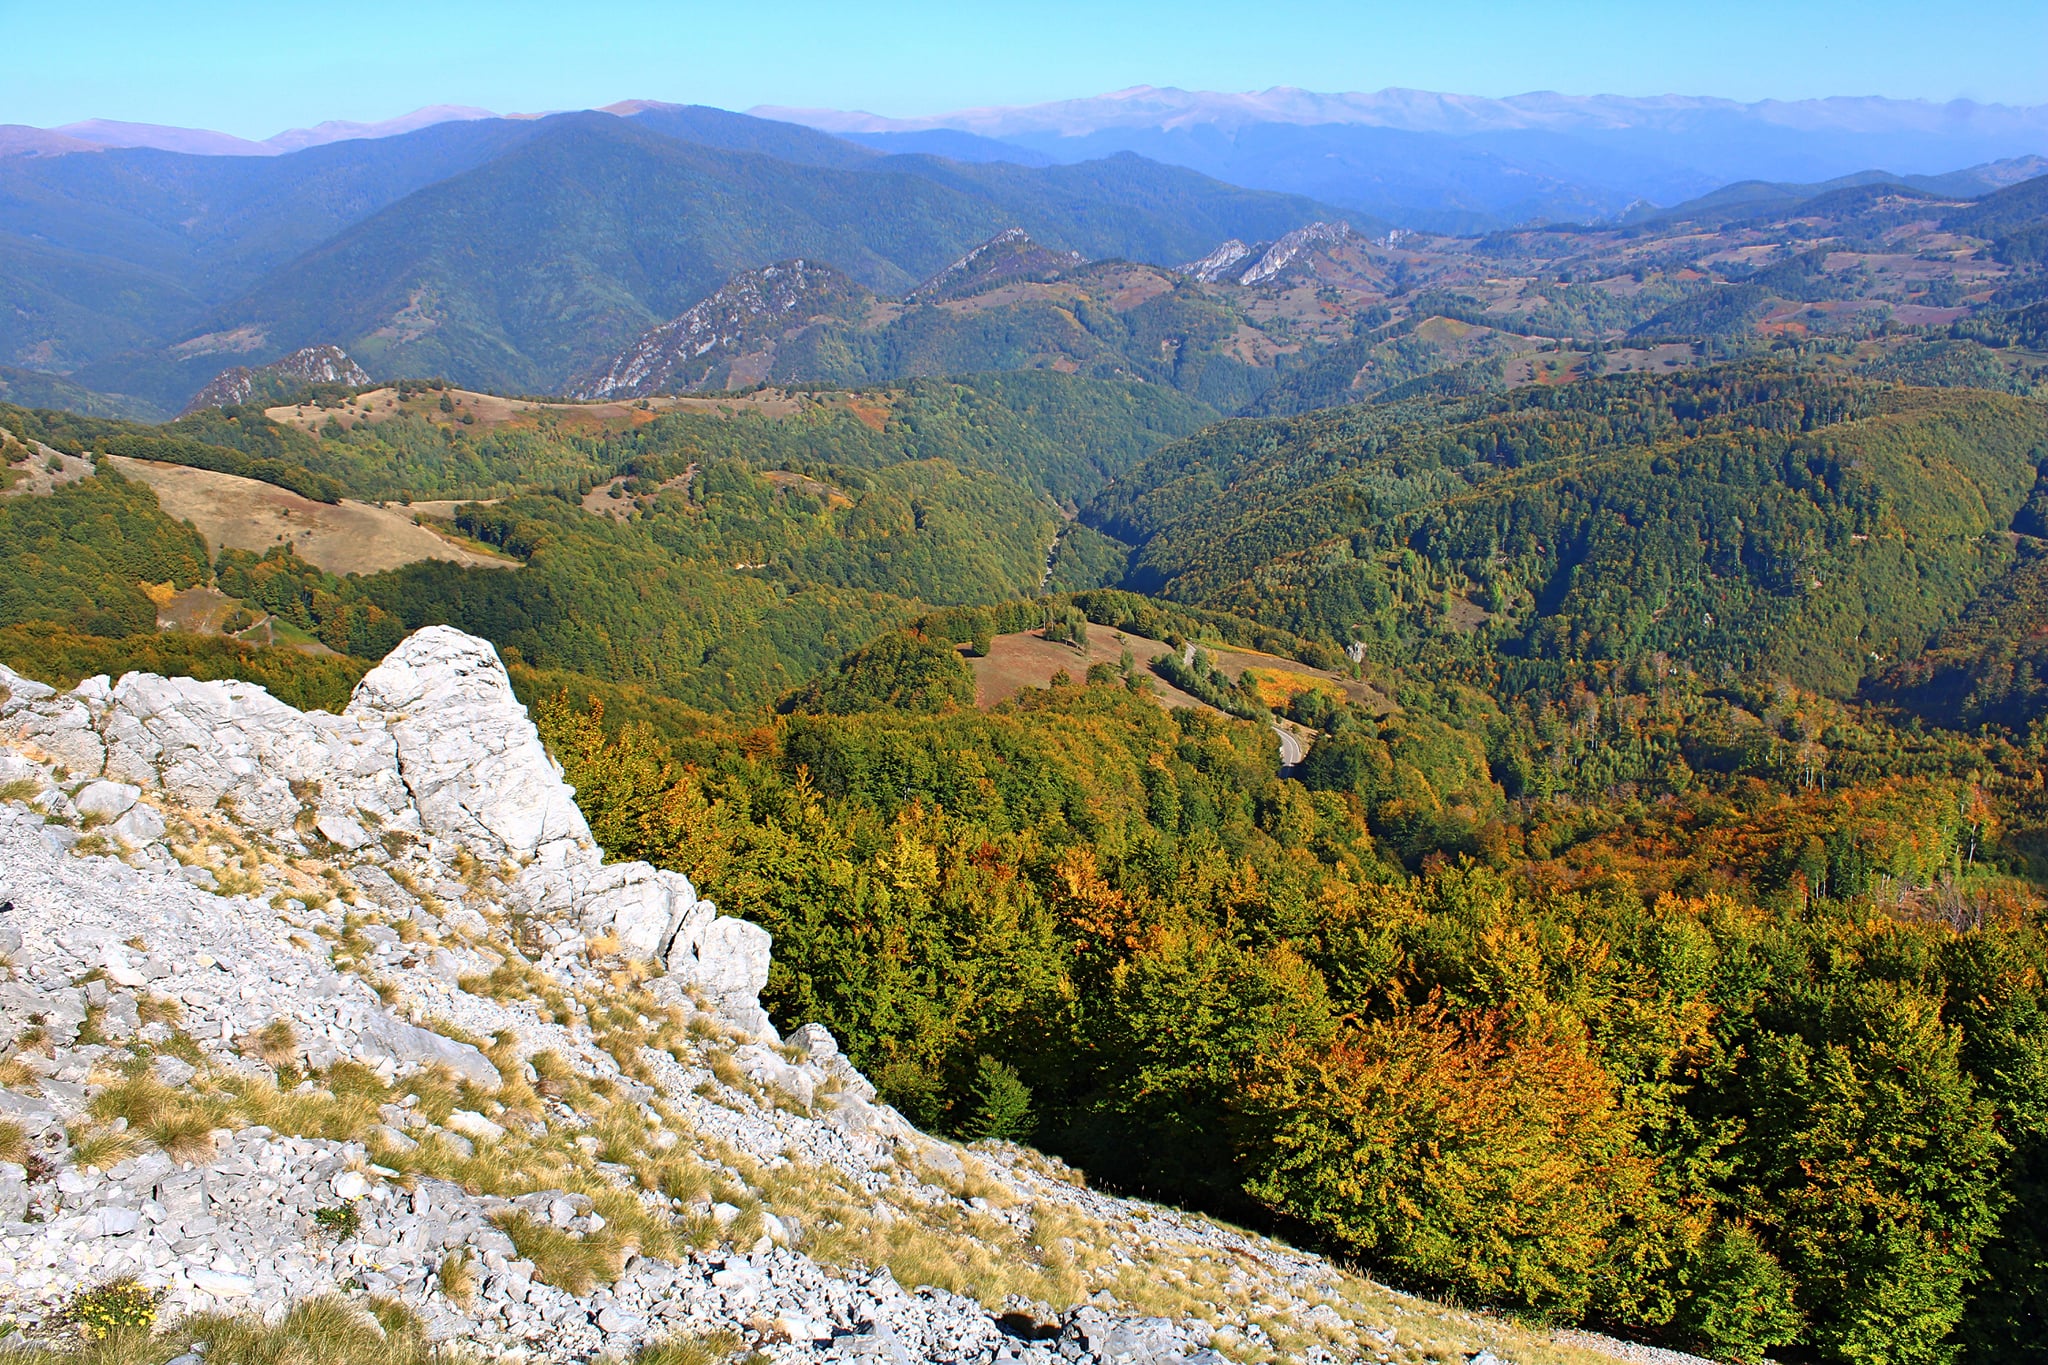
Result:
[345, 627, 594, 870]
[787, 1022, 838, 1061]
[687, 916, 772, 1000]
[72, 780, 139, 819]
[446, 1109, 506, 1143]
[11, 682, 105, 776]
[582, 862, 702, 961]
[0, 663, 56, 715]
[349, 864, 419, 914]
[316, 813, 373, 850]
[357, 1008, 502, 1089]
[101, 671, 411, 834]
[101, 942, 146, 988]
[3, 627, 784, 1038]
[109, 804, 165, 848]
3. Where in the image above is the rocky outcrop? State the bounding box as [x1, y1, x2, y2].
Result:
[906, 227, 1085, 302]
[1179, 238, 1254, 282]
[573, 261, 871, 400]
[180, 344, 372, 414]
[0, 626, 759, 1012]
[1179, 222, 1356, 286]
[1239, 222, 1355, 285]
[0, 628, 1631, 1365]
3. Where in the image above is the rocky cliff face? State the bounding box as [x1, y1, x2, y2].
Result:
[181, 345, 373, 415]
[1178, 222, 1356, 286]
[573, 262, 872, 400]
[0, 628, 766, 1026]
[0, 629, 1639, 1365]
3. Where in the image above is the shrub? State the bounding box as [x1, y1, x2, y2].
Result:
[962, 1055, 1034, 1141]
[59, 1278, 162, 1338]
[312, 1204, 361, 1238]
[1673, 1223, 1804, 1362]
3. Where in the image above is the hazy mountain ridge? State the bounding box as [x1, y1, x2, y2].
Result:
[771, 85, 2048, 138]
[0, 110, 1366, 408]
[2, 92, 2043, 414]
[766, 84, 2048, 227]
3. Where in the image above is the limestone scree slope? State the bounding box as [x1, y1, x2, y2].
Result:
[0, 628, 1674, 1365]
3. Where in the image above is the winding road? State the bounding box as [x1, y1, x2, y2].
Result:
[1273, 722, 1306, 769]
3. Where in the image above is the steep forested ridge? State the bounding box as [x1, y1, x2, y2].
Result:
[1089, 366, 2048, 698]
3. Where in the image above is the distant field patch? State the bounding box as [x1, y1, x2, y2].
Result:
[967, 624, 1390, 717]
[264, 385, 824, 438]
[970, 623, 1208, 712]
[106, 456, 516, 577]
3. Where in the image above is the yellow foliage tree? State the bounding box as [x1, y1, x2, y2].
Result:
[1239, 1003, 1660, 1317]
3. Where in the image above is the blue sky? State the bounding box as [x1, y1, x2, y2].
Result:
[6, 0, 2044, 135]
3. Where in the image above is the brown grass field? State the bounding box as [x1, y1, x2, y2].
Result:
[969, 625, 1391, 717]
[105, 456, 516, 576]
[970, 623, 1210, 711]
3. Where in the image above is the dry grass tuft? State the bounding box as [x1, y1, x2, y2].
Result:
[436, 1251, 475, 1307]
[199, 1295, 437, 1365]
[0, 1296, 461, 1365]
[66, 1123, 143, 1171]
[491, 1210, 627, 1294]
[632, 1331, 744, 1365]
[245, 1018, 299, 1067]
[0, 1117, 28, 1164]
[88, 1075, 223, 1162]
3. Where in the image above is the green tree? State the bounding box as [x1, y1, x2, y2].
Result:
[963, 1055, 1035, 1141]
[1735, 983, 2006, 1364]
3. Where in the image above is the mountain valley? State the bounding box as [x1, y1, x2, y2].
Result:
[2, 74, 2048, 1365]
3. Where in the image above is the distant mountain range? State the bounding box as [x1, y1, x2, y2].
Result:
[762, 86, 2048, 228]
[0, 103, 1356, 412]
[18, 84, 2046, 229]
[16, 106, 507, 158]
[2, 87, 2044, 417]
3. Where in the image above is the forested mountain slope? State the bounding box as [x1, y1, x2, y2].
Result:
[7, 99, 2044, 417]
[0, 372, 1212, 709]
[0, 108, 1356, 410]
[1085, 366, 2048, 697]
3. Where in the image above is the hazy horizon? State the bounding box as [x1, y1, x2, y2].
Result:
[6, 0, 2044, 138]
[19, 84, 2048, 150]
